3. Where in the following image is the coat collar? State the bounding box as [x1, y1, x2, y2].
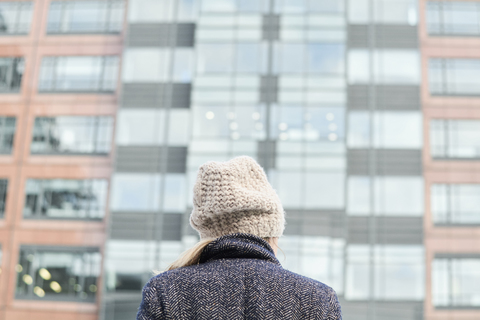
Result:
[199, 233, 281, 266]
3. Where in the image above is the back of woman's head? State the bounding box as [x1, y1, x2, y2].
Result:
[166, 156, 285, 271]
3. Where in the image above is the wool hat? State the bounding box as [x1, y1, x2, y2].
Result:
[190, 156, 285, 240]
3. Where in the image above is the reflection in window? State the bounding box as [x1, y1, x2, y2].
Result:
[348, 111, 422, 149]
[270, 170, 344, 209]
[346, 245, 424, 300]
[23, 179, 108, 220]
[38, 56, 119, 92]
[433, 256, 480, 308]
[348, 0, 417, 25]
[47, 0, 125, 34]
[15, 246, 100, 302]
[280, 236, 344, 294]
[105, 239, 185, 292]
[348, 176, 424, 216]
[430, 119, 480, 159]
[429, 59, 480, 96]
[123, 48, 193, 83]
[274, 43, 344, 75]
[0, 179, 7, 218]
[271, 106, 344, 143]
[201, 0, 267, 12]
[0, 57, 24, 93]
[431, 184, 480, 225]
[427, 1, 480, 36]
[192, 105, 266, 140]
[30, 116, 113, 155]
[348, 49, 420, 84]
[0, 2, 33, 35]
[197, 43, 266, 74]
[275, 0, 344, 13]
[110, 174, 161, 211]
[0, 117, 16, 154]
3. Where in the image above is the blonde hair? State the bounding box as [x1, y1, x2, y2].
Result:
[162, 237, 274, 272]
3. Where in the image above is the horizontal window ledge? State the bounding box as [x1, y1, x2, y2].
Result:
[432, 157, 480, 161]
[37, 91, 115, 94]
[433, 223, 480, 227]
[428, 34, 480, 38]
[46, 32, 122, 36]
[15, 295, 96, 304]
[430, 93, 480, 98]
[23, 216, 104, 221]
[435, 306, 480, 310]
[30, 153, 110, 156]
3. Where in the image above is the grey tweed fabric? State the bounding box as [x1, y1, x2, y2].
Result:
[137, 233, 342, 320]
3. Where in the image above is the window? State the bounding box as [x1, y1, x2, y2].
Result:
[38, 56, 119, 92]
[15, 246, 101, 302]
[348, 176, 424, 216]
[0, 57, 24, 93]
[123, 48, 193, 83]
[429, 59, 480, 96]
[23, 179, 108, 220]
[274, 43, 344, 75]
[348, 49, 420, 84]
[431, 184, 480, 225]
[427, 1, 480, 36]
[110, 174, 161, 211]
[201, 0, 267, 12]
[192, 105, 267, 140]
[346, 245, 424, 300]
[30, 116, 113, 155]
[271, 106, 344, 143]
[270, 170, 344, 209]
[275, 0, 344, 13]
[348, 111, 423, 149]
[348, 0, 417, 25]
[280, 236, 344, 294]
[197, 43, 266, 74]
[433, 256, 480, 308]
[0, 117, 16, 154]
[47, 0, 125, 34]
[0, 179, 7, 218]
[430, 119, 480, 159]
[0, 2, 33, 35]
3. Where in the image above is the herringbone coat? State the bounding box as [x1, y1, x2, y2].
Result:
[137, 233, 342, 320]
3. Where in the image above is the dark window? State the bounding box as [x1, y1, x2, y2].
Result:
[0, 179, 7, 217]
[23, 179, 108, 220]
[427, 1, 480, 36]
[15, 246, 101, 302]
[431, 184, 480, 225]
[38, 56, 119, 93]
[30, 116, 113, 155]
[433, 256, 480, 308]
[429, 58, 480, 96]
[430, 119, 480, 159]
[0, 2, 33, 35]
[0, 117, 16, 154]
[47, 0, 125, 34]
[0, 57, 24, 93]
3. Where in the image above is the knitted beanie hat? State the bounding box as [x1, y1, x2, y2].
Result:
[190, 156, 285, 240]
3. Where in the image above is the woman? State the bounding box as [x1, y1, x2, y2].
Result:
[137, 156, 342, 319]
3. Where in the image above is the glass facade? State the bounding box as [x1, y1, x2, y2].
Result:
[23, 179, 108, 220]
[0, 116, 16, 154]
[429, 59, 480, 96]
[431, 184, 480, 225]
[15, 246, 101, 302]
[432, 256, 480, 308]
[430, 119, 480, 159]
[38, 56, 119, 93]
[0, 2, 34, 35]
[47, 0, 125, 34]
[0, 57, 24, 93]
[427, 1, 480, 36]
[30, 116, 113, 155]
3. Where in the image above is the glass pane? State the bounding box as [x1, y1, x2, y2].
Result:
[373, 112, 422, 148]
[0, 117, 16, 154]
[23, 179, 108, 220]
[374, 177, 424, 216]
[0, 2, 34, 35]
[30, 116, 113, 155]
[110, 174, 161, 211]
[0, 179, 7, 217]
[197, 44, 234, 73]
[0, 57, 24, 93]
[116, 110, 165, 145]
[15, 247, 100, 302]
[123, 49, 170, 82]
